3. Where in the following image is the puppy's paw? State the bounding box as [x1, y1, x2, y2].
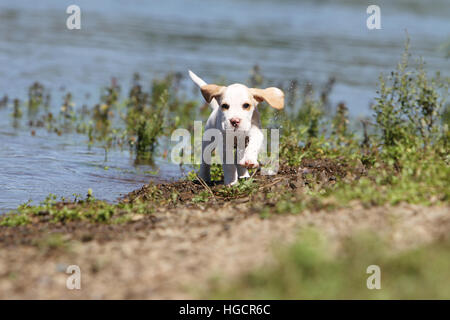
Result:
[225, 179, 239, 186]
[239, 155, 259, 169]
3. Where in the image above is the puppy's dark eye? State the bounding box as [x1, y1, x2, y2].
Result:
[243, 103, 250, 109]
[221, 103, 229, 110]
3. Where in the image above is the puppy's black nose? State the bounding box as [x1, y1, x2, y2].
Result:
[230, 118, 241, 128]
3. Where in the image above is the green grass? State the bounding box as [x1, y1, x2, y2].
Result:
[0, 213, 31, 227]
[216, 178, 258, 198]
[192, 191, 211, 203]
[0, 192, 158, 226]
[258, 150, 449, 218]
[204, 231, 450, 299]
[33, 233, 71, 253]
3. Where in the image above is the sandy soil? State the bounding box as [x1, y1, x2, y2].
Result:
[0, 201, 448, 299]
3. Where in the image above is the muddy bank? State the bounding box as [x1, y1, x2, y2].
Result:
[0, 159, 359, 246]
[125, 157, 361, 204]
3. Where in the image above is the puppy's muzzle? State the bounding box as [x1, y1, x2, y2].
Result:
[229, 117, 241, 128]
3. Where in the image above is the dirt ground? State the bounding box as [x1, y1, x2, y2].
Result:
[0, 203, 448, 299]
[0, 160, 448, 299]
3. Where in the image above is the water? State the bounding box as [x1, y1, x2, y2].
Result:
[0, 0, 449, 211]
[0, 119, 183, 211]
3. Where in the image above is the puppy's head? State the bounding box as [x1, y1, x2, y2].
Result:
[201, 83, 284, 131]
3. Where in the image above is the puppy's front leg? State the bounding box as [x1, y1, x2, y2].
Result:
[199, 139, 211, 183]
[223, 163, 238, 185]
[236, 155, 250, 179]
[222, 139, 238, 185]
[235, 137, 250, 179]
[239, 125, 264, 168]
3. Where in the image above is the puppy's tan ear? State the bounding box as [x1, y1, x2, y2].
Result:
[250, 87, 285, 110]
[200, 84, 225, 103]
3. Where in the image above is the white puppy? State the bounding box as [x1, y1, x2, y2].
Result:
[189, 70, 284, 185]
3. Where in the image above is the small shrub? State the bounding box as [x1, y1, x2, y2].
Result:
[372, 38, 448, 161]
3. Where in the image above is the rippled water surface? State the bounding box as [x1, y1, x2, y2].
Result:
[0, 0, 449, 211]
